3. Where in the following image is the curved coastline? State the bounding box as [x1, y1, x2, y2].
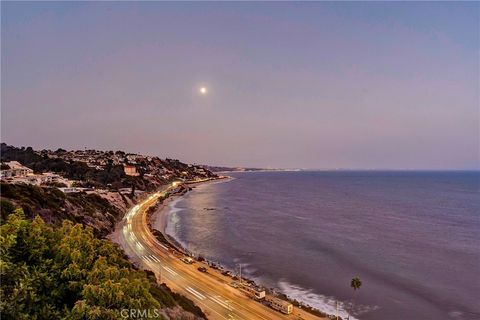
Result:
[149, 176, 347, 320]
[150, 177, 240, 258]
[150, 177, 234, 247]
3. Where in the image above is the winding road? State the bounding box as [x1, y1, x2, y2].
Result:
[118, 181, 325, 320]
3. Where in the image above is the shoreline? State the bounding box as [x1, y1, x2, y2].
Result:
[150, 177, 233, 252]
[148, 176, 335, 320]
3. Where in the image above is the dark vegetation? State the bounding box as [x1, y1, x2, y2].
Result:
[1, 143, 216, 192]
[1, 143, 128, 189]
[0, 183, 120, 236]
[0, 209, 206, 320]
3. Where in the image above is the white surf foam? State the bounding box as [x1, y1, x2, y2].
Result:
[240, 263, 258, 277]
[277, 280, 363, 320]
[164, 198, 188, 247]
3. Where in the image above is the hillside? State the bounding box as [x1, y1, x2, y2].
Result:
[0, 144, 216, 319]
[1, 143, 216, 191]
[0, 209, 206, 320]
[0, 183, 122, 237]
[0, 144, 217, 236]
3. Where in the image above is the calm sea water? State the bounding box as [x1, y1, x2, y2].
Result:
[165, 171, 480, 320]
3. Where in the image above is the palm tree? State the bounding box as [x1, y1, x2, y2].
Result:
[348, 277, 362, 319]
[351, 277, 362, 291]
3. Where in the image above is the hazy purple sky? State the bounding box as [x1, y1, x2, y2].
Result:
[2, 2, 479, 169]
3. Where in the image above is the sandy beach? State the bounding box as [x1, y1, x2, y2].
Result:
[150, 178, 233, 243]
[150, 191, 177, 236]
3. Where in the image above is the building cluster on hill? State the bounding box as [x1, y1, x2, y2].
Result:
[38, 148, 211, 181]
[1, 161, 73, 188]
[0, 144, 216, 194]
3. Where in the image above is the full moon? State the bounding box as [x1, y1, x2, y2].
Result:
[200, 87, 207, 94]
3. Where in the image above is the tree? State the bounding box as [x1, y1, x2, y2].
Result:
[0, 210, 163, 319]
[0, 209, 208, 320]
[0, 199, 16, 223]
[351, 277, 362, 291]
[348, 277, 362, 319]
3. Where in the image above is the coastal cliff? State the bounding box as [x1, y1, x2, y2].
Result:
[0, 143, 217, 236]
[0, 144, 217, 320]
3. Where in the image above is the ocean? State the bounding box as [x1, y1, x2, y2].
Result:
[164, 171, 480, 320]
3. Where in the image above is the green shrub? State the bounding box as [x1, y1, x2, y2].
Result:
[0, 210, 206, 320]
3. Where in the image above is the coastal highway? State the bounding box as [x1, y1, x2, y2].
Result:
[118, 181, 325, 320]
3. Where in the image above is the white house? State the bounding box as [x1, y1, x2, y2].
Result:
[0, 161, 34, 178]
[58, 187, 81, 193]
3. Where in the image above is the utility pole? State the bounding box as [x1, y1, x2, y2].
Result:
[336, 301, 338, 320]
[239, 263, 242, 285]
[236, 263, 242, 285]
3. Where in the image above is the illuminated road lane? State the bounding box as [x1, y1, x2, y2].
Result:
[118, 183, 325, 320]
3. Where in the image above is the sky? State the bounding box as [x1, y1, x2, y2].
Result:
[1, 2, 479, 169]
